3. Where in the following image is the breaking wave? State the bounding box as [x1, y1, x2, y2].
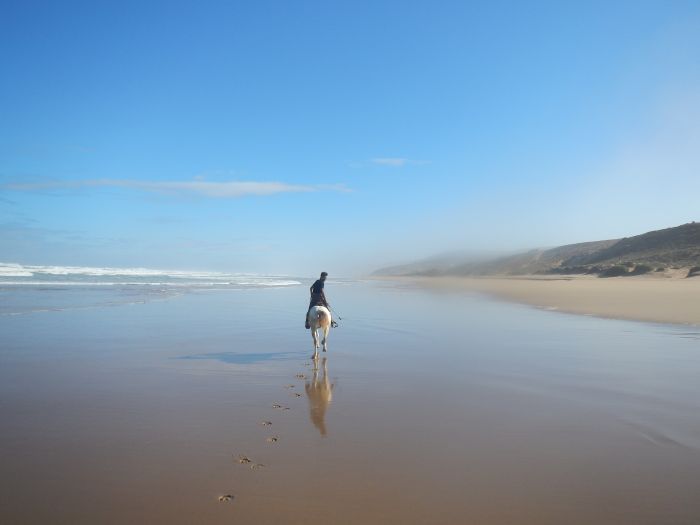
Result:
[0, 262, 301, 288]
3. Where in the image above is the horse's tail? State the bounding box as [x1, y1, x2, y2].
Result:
[317, 308, 330, 325]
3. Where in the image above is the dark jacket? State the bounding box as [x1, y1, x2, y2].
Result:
[309, 279, 327, 307]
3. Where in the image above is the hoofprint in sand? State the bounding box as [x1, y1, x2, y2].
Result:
[230, 359, 330, 502]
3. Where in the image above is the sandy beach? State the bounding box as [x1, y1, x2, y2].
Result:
[5, 2, 700, 523]
[396, 273, 700, 326]
[2, 280, 700, 524]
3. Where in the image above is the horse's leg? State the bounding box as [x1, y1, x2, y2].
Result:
[322, 324, 329, 352]
[311, 327, 319, 360]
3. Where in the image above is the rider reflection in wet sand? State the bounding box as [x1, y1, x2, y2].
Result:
[305, 357, 335, 436]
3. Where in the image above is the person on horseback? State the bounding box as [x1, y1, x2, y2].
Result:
[305, 272, 337, 329]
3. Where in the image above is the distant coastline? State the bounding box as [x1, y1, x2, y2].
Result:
[375, 222, 700, 279]
[386, 273, 700, 327]
[373, 221, 700, 326]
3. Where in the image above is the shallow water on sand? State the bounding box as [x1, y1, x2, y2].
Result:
[1, 280, 700, 524]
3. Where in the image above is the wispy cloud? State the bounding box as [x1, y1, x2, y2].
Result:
[371, 158, 410, 167]
[370, 158, 429, 167]
[2, 179, 351, 198]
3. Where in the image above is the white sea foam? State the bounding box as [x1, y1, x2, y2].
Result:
[0, 262, 300, 287]
[0, 263, 34, 277]
[237, 280, 302, 286]
[0, 262, 239, 278]
[0, 280, 301, 287]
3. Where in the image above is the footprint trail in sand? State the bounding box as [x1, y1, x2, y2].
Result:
[225, 360, 317, 504]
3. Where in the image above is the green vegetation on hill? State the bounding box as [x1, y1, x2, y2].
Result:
[374, 222, 700, 278]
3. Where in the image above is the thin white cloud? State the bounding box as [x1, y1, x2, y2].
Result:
[371, 158, 410, 167]
[370, 158, 429, 167]
[314, 183, 353, 193]
[3, 179, 350, 198]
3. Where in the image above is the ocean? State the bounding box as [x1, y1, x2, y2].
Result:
[0, 262, 304, 316]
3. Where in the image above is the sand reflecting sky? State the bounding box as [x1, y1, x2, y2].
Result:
[2, 281, 700, 524]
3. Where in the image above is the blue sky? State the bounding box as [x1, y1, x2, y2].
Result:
[1, 1, 699, 276]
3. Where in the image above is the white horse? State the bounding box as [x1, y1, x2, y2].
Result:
[307, 305, 332, 359]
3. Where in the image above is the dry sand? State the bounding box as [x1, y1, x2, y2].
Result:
[399, 272, 700, 326]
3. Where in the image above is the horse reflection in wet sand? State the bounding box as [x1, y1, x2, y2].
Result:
[305, 357, 335, 436]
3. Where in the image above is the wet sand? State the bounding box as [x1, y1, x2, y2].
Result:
[2, 281, 700, 524]
[399, 273, 700, 326]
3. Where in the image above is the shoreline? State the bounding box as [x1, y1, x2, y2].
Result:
[385, 274, 700, 327]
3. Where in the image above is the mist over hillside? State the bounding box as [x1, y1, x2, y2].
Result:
[374, 223, 700, 278]
[372, 250, 504, 277]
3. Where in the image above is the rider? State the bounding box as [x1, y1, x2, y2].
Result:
[305, 272, 337, 329]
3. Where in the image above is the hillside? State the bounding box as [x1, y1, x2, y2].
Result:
[563, 222, 700, 268]
[374, 222, 700, 277]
